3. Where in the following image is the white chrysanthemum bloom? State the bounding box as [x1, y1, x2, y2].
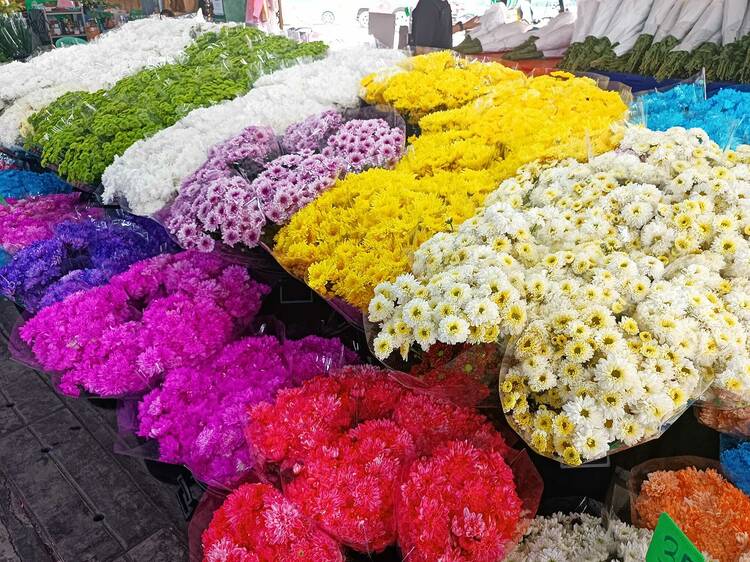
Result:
[401, 298, 432, 328]
[367, 294, 395, 323]
[370, 126, 750, 460]
[438, 315, 470, 345]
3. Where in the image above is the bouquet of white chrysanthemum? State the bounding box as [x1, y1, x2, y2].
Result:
[507, 511, 652, 562]
[369, 126, 750, 463]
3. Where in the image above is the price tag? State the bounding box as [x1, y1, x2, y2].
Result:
[646, 513, 703, 562]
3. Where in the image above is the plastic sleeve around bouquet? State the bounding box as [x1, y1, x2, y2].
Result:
[695, 402, 750, 438]
[719, 434, 750, 496]
[194, 482, 345, 562]
[364, 315, 505, 407]
[629, 69, 707, 128]
[498, 333, 712, 467]
[0, 192, 104, 255]
[0, 213, 176, 314]
[394, 443, 542, 562]
[627, 456, 720, 524]
[618, 455, 750, 562]
[17, 251, 270, 399]
[22, 27, 328, 186]
[0, 14, 33, 63]
[0, 169, 72, 199]
[244, 365, 531, 556]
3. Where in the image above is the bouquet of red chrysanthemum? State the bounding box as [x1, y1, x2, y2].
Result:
[246, 365, 540, 557]
[201, 482, 344, 562]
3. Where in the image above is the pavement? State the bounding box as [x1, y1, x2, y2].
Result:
[0, 299, 191, 562]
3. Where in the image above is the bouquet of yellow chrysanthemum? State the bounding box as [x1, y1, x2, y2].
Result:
[274, 55, 627, 311]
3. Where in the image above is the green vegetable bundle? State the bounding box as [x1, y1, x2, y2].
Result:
[560, 37, 613, 71]
[503, 36, 541, 61]
[0, 13, 31, 61]
[25, 27, 327, 184]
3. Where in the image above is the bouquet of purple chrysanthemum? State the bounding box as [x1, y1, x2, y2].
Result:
[0, 214, 175, 312]
[164, 110, 405, 253]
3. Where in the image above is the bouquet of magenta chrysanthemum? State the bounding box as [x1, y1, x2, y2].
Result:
[136, 334, 358, 488]
[0, 193, 103, 254]
[20, 251, 270, 397]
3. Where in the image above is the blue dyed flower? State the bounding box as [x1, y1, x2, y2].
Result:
[0, 170, 72, 199]
[636, 85, 750, 149]
[720, 434, 750, 495]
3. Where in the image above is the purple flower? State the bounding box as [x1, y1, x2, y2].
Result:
[0, 215, 176, 313]
[282, 110, 344, 154]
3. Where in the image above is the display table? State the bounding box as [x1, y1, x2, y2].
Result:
[593, 70, 750, 95]
[470, 53, 563, 75]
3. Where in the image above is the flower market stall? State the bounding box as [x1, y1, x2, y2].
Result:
[5, 10, 750, 562]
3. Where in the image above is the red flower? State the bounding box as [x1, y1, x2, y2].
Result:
[393, 392, 511, 458]
[201, 483, 342, 562]
[397, 441, 523, 562]
[285, 419, 415, 552]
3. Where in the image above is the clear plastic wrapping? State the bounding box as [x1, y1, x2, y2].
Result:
[363, 316, 504, 406]
[0, 13, 33, 63]
[0, 212, 175, 313]
[609, 456, 750, 562]
[23, 26, 328, 186]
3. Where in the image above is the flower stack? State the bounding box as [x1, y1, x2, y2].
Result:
[369, 126, 750, 465]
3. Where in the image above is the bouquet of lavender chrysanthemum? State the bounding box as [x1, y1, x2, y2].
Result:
[164, 110, 405, 254]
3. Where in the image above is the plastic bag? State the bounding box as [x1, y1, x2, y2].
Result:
[719, 434, 750, 496]
[621, 456, 750, 562]
[0, 18, 220, 147]
[695, 403, 750, 438]
[0, 169, 71, 199]
[364, 314, 505, 407]
[627, 456, 722, 527]
[508, 496, 654, 562]
[0, 14, 33, 63]
[396, 446, 542, 562]
[630, 70, 707, 128]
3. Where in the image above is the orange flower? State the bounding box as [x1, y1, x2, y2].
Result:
[635, 467, 750, 561]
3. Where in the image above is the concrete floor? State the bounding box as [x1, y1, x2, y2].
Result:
[0, 299, 190, 562]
